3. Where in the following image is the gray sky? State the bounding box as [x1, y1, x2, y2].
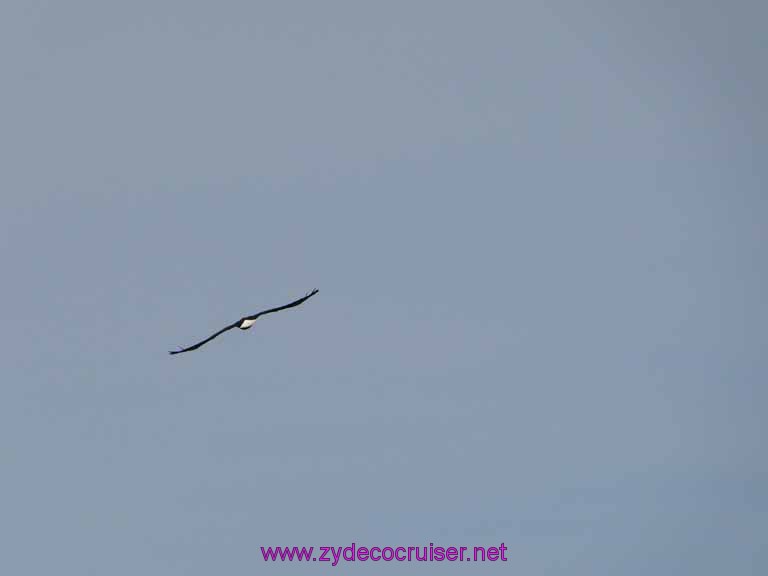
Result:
[1, 1, 766, 574]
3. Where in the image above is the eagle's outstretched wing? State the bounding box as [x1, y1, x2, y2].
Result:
[169, 320, 239, 355]
[243, 288, 319, 320]
[169, 289, 319, 355]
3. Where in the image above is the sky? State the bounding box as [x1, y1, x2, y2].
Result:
[1, 1, 766, 574]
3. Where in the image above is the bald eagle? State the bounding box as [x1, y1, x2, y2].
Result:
[169, 289, 318, 355]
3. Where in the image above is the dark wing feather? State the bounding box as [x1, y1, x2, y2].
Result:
[243, 288, 319, 320]
[169, 320, 239, 355]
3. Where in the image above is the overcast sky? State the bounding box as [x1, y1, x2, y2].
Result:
[1, 1, 766, 574]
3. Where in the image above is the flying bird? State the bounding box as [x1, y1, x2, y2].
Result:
[169, 289, 319, 355]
